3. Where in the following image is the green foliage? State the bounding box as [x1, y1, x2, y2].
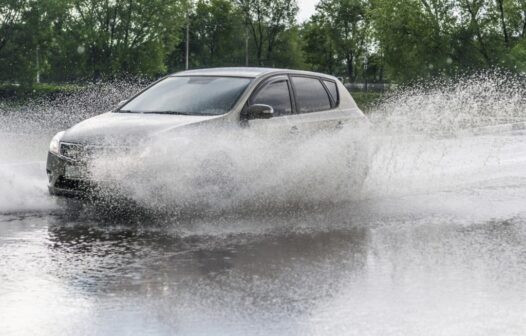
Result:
[57, 0, 186, 80]
[270, 26, 306, 68]
[302, 0, 370, 81]
[189, 0, 246, 67]
[302, 0, 526, 84]
[0, 0, 188, 85]
[350, 91, 383, 111]
[236, 0, 299, 66]
[0, 0, 60, 86]
[302, 18, 338, 75]
[370, 0, 526, 82]
[1, 0, 526, 88]
[508, 39, 526, 72]
[0, 83, 80, 101]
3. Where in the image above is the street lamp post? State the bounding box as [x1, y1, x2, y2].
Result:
[245, 30, 249, 66]
[364, 57, 368, 93]
[36, 45, 40, 84]
[185, 14, 190, 70]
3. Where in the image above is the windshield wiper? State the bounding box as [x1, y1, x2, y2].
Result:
[143, 111, 193, 115]
[117, 110, 216, 116]
[116, 110, 188, 115]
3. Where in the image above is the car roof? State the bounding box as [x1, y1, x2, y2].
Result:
[171, 67, 337, 80]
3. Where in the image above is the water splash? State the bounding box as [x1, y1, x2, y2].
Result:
[359, 71, 526, 223]
[0, 81, 145, 213]
[370, 71, 526, 136]
[0, 80, 145, 134]
[87, 126, 371, 214]
[0, 73, 525, 222]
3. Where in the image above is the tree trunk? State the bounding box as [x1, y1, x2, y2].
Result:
[465, 0, 492, 65]
[346, 53, 354, 82]
[256, 43, 263, 66]
[246, 22, 263, 66]
[496, 0, 510, 48]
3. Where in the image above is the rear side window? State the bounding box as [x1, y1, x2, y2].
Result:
[292, 77, 331, 113]
[252, 80, 292, 116]
[324, 80, 339, 105]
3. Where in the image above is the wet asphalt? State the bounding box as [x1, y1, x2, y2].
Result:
[1, 132, 526, 335]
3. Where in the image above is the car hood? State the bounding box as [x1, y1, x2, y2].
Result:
[61, 112, 220, 145]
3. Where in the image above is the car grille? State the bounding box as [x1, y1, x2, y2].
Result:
[60, 142, 132, 162]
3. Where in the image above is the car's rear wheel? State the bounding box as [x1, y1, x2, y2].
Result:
[340, 140, 370, 200]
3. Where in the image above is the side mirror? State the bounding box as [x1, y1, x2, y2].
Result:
[117, 99, 128, 108]
[245, 104, 274, 120]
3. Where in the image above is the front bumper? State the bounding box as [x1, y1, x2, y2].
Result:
[46, 152, 94, 198]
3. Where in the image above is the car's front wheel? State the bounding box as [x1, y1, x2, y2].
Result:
[193, 152, 238, 207]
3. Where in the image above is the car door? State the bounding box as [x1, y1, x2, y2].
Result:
[245, 75, 300, 141]
[289, 76, 350, 136]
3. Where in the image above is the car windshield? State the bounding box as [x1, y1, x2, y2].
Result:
[118, 76, 252, 115]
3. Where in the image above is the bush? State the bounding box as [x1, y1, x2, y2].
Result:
[350, 92, 383, 112]
[0, 83, 81, 101]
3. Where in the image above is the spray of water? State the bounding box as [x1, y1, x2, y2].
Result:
[0, 81, 145, 134]
[358, 71, 526, 224]
[0, 81, 145, 213]
[87, 126, 371, 215]
[0, 72, 524, 222]
[370, 71, 526, 136]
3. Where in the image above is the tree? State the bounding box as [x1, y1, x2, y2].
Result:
[0, 0, 31, 83]
[0, 0, 68, 85]
[269, 25, 305, 68]
[371, 0, 460, 82]
[236, 0, 298, 66]
[302, 16, 339, 75]
[0, 0, 28, 53]
[190, 0, 246, 67]
[3, 0, 526, 87]
[303, 0, 370, 81]
[58, 0, 187, 80]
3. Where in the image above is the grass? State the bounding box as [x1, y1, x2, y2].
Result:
[0, 83, 81, 101]
[350, 91, 384, 112]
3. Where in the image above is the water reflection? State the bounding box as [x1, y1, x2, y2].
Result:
[1, 208, 525, 335]
[47, 213, 370, 299]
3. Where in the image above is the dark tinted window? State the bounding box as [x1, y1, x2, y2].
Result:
[120, 76, 251, 115]
[292, 77, 331, 113]
[324, 80, 339, 105]
[252, 80, 292, 116]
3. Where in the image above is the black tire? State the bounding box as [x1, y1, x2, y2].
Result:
[340, 140, 370, 200]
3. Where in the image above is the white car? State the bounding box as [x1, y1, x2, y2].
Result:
[47, 67, 370, 199]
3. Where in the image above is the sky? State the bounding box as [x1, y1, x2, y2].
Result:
[297, 0, 318, 22]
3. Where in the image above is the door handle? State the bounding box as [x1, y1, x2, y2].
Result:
[290, 125, 300, 134]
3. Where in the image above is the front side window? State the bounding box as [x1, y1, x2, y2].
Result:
[119, 76, 252, 116]
[292, 77, 331, 113]
[252, 80, 292, 116]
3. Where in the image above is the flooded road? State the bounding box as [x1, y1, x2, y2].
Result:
[1, 202, 526, 335]
[1, 131, 526, 335]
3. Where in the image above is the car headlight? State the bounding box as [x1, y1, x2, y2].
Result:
[49, 131, 65, 155]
